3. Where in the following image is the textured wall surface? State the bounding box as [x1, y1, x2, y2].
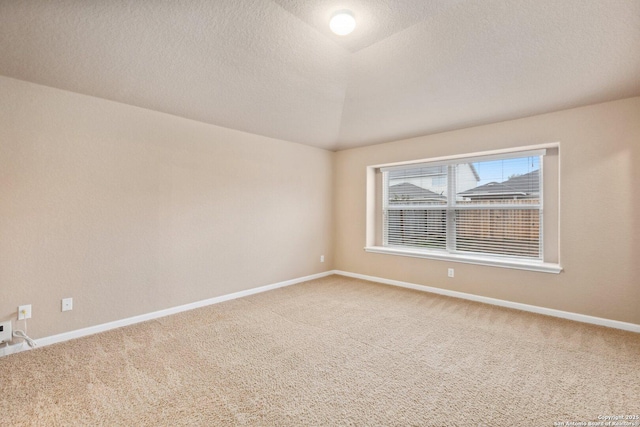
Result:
[334, 97, 640, 324]
[0, 76, 334, 339]
[1, 78, 639, 344]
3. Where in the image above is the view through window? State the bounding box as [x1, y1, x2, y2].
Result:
[382, 152, 543, 260]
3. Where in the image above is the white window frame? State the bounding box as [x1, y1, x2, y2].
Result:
[365, 143, 562, 274]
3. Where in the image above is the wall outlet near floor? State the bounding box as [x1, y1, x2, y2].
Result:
[62, 298, 73, 312]
[448, 268, 454, 278]
[18, 304, 32, 320]
[320, 255, 325, 263]
[0, 320, 12, 343]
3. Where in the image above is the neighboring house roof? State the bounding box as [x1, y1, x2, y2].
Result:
[389, 182, 446, 203]
[458, 170, 539, 198]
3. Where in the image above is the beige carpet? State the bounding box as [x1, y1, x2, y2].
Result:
[1, 275, 639, 426]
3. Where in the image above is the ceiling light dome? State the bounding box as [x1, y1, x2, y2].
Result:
[330, 10, 356, 36]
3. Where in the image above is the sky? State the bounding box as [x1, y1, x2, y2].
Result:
[473, 156, 540, 186]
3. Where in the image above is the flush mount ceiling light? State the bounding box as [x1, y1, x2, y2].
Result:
[330, 10, 356, 36]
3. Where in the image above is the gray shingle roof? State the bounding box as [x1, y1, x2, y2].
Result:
[388, 182, 446, 203]
[458, 169, 539, 198]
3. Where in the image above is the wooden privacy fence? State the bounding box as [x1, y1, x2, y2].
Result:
[388, 199, 541, 258]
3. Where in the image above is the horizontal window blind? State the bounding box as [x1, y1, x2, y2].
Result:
[382, 152, 543, 261]
[387, 209, 446, 249]
[455, 209, 540, 257]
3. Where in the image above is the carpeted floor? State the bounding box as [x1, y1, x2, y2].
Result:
[1, 275, 639, 426]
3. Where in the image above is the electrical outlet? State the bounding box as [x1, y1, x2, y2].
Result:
[18, 304, 32, 320]
[448, 268, 454, 278]
[62, 298, 73, 312]
[320, 255, 325, 263]
[0, 320, 12, 343]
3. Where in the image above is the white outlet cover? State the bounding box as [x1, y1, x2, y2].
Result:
[62, 298, 73, 312]
[18, 304, 32, 320]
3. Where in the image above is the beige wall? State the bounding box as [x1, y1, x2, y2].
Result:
[334, 97, 640, 325]
[0, 76, 334, 339]
[2, 75, 638, 343]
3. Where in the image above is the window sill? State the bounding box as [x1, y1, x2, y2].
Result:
[364, 246, 563, 274]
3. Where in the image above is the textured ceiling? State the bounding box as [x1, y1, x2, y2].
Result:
[1, 0, 639, 151]
[271, 0, 463, 53]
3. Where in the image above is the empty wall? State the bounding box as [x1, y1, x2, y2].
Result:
[0, 76, 334, 339]
[2, 75, 638, 343]
[334, 97, 640, 325]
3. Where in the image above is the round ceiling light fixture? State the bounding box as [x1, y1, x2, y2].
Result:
[329, 10, 356, 36]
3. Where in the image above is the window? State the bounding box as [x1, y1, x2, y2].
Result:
[365, 145, 561, 273]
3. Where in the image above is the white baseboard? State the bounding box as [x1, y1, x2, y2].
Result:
[333, 270, 640, 333]
[0, 271, 334, 358]
[3, 268, 636, 358]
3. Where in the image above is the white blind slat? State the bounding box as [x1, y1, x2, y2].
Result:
[383, 152, 543, 260]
